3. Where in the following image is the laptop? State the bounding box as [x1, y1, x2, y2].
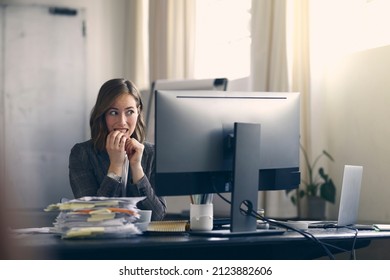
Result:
[308, 165, 367, 229]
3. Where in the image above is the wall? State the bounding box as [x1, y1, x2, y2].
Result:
[2, 5, 87, 209]
[0, 0, 133, 209]
[310, 0, 390, 222]
[325, 46, 390, 222]
[0, 0, 132, 136]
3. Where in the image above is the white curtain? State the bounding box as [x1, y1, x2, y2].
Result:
[149, 0, 195, 81]
[251, 0, 289, 92]
[289, 0, 311, 149]
[122, 0, 195, 90]
[251, 0, 310, 218]
[289, 0, 311, 218]
[123, 0, 150, 90]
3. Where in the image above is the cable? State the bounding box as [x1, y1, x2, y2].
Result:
[213, 189, 359, 259]
[256, 213, 336, 259]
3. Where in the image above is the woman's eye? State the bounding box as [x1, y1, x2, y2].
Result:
[126, 110, 135, 116]
[108, 110, 118, 116]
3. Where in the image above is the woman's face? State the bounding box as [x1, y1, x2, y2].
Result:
[105, 94, 139, 139]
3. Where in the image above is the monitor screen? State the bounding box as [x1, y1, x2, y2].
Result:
[154, 90, 300, 196]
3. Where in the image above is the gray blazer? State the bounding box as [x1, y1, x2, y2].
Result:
[69, 140, 166, 221]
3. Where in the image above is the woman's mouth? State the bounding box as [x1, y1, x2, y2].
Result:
[114, 128, 129, 134]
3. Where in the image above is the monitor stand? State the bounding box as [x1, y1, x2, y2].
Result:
[189, 123, 285, 237]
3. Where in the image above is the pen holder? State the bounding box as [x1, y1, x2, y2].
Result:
[190, 203, 213, 231]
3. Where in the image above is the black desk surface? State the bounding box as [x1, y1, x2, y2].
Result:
[10, 227, 390, 260]
[6, 209, 390, 260]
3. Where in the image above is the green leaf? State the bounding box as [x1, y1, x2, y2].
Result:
[291, 196, 296, 205]
[318, 167, 327, 179]
[288, 145, 337, 207]
[320, 178, 336, 203]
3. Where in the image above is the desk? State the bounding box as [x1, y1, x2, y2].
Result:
[10, 228, 390, 260]
[6, 210, 390, 260]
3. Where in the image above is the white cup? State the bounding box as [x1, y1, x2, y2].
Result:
[190, 203, 213, 231]
[138, 210, 152, 223]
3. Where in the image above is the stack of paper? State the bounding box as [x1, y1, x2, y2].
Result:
[44, 196, 146, 239]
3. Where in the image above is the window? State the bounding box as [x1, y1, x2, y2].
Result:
[193, 0, 252, 80]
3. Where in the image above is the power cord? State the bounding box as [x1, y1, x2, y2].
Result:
[214, 191, 359, 260]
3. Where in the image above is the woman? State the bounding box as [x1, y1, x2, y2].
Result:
[69, 78, 166, 221]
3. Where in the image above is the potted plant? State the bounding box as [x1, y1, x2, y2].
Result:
[288, 144, 336, 219]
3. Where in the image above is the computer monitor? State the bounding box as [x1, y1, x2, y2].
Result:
[154, 90, 300, 235]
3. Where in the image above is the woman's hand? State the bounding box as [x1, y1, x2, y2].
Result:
[125, 138, 145, 183]
[106, 130, 127, 176]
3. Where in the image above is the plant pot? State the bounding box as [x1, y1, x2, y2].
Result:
[307, 196, 326, 220]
